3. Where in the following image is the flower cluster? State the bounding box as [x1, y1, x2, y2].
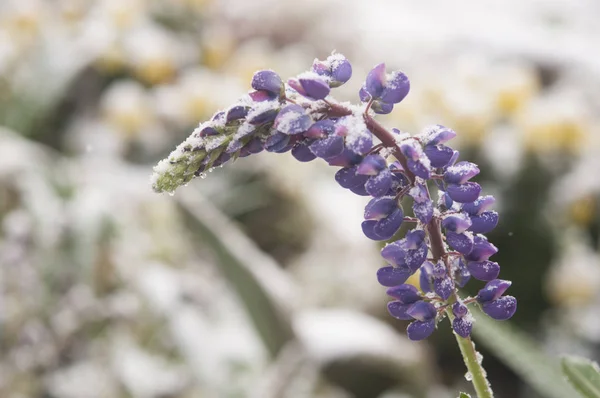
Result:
[151, 52, 516, 341]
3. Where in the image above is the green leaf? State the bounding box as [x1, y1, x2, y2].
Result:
[562, 356, 600, 398]
[470, 307, 578, 398]
[458, 393, 471, 398]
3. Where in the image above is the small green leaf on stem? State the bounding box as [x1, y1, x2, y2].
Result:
[561, 355, 600, 398]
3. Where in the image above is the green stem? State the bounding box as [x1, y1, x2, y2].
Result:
[448, 310, 494, 398]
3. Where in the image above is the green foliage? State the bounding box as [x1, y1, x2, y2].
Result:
[561, 356, 600, 398]
[471, 307, 577, 398]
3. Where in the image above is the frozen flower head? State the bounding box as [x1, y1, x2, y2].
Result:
[151, 53, 515, 341]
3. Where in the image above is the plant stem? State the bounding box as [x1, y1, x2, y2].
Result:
[324, 100, 494, 397]
[450, 312, 494, 398]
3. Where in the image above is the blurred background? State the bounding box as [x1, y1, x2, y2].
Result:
[0, 0, 599, 397]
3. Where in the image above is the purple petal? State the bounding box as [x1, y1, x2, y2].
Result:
[453, 258, 471, 288]
[482, 296, 517, 320]
[248, 90, 276, 102]
[309, 135, 344, 159]
[420, 125, 457, 146]
[335, 166, 369, 189]
[264, 132, 290, 152]
[291, 143, 317, 162]
[274, 104, 312, 135]
[405, 229, 426, 249]
[446, 231, 474, 255]
[434, 276, 453, 300]
[462, 195, 496, 216]
[387, 301, 413, 320]
[477, 279, 512, 303]
[330, 57, 352, 86]
[399, 140, 420, 161]
[380, 71, 410, 104]
[419, 262, 433, 293]
[407, 159, 431, 180]
[251, 70, 283, 95]
[409, 183, 429, 203]
[446, 182, 482, 203]
[406, 301, 437, 322]
[287, 79, 306, 96]
[444, 161, 480, 184]
[311, 60, 330, 76]
[356, 154, 387, 175]
[299, 76, 330, 100]
[373, 208, 404, 239]
[413, 200, 433, 224]
[350, 184, 370, 196]
[452, 317, 473, 338]
[327, 148, 364, 167]
[198, 126, 219, 137]
[305, 119, 336, 139]
[364, 196, 398, 220]
[226, 139, 244, 154]
[365, 169, 393, 197]
[452, 302, 469, 318]
[377, 265, 412, 287]
[468, 211, 499, 234]
[361, 220, 383, 240]
[359, 86, 370, 102]
[371, 100, 394, 114]
[424, 144, 454, 168]
[407, 319, 436, 341]
[239, 137, 263, 157]
[442, 213, 472, 233]
[465, 235, 498, 262]
[365, 63, 386, 98]
[438, 191, 454, 210]
[386, 284, 420, 304]
[248, 107, 279, 125]
[467, 260, 500, 281]
[226, 105, 249, 122]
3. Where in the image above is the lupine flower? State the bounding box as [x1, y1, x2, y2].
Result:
[151, 53, 516, 343]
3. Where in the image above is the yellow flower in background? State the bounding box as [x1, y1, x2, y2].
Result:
[101, 80, 154, 139]
[569, 195, 597, 227]
[101, 0, 147, 30]
[201, 26, 236, 70]
[493, 64, 539, 117]
[519, 95, 590, 155]
[0, 0, 46, 42]
[223, 39, 275, 84]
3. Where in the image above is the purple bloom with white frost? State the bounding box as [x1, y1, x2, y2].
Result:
[151, 52, 515, 346]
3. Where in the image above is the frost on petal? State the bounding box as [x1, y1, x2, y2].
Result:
[297, 72, 331, 100]
[309, 135, 344, 159]
[380, 70, 410, 104]
[468, 211, 499, 234]
[419, 262, 434, 293]
[377, 265, 412, 287]
[418, 124, 457, 146]
[264, 132, 290, 152]
[465, 235, 498, 262]
[365, 169, 393, 197]
[442, 213, 472, 234]
[338, 115, 373, 155]
[467, 260, 500, 281]
[357, 154, 387, 175]
[387, 301, 413, 320]
[373, 208, 404, 239]
[364, 196, 398, 220]
[477, 279, 512, 303]
[251, 70, 283, 95]
[444, 161, 480, 184]
[406, 301, 436, 322]
[413, 200, 433, 224]
[434, 276, 453, 300]
[446, 231, 474, 255]
[446, 182, 482, 203]
[274, 104, 312, 135]
[452, 317, 473, 338]
[462, 195, 496, 216]
[482, 296, 517, 320]
[407, 319, 436, 341]
[386, 284, 420, 303]
[424, 144, 454, 168]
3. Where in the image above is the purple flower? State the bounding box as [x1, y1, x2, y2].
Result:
[444, 161, 480, 184]
[468, 211, 499, 234]
[465, 235, 498, 262]
[274, 104, 312, 135]
[357, 154, 387, 175]
[442, 213, 472, 233]
[406, 301, 437, 341]
[362, 207, 403, 241]
[481, 296, 517, 320]
[288, 73, 331, 100]
[251, 70, 283, 95]
[446, 182, 482, 203]
[387, 284, 422, 320]
[364, 196, 398, 220]
[381, 229, 428, 271]
[363, 63, 410, 105]
[291, 142, 317, 162]
[467, 260, 500, 281]
[377, 265, 413, 287]
[446, 231, 474, 255]
[452, 302, 473, 338]
[312, 53, 352, 87]
[335, 166, 369, 189]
